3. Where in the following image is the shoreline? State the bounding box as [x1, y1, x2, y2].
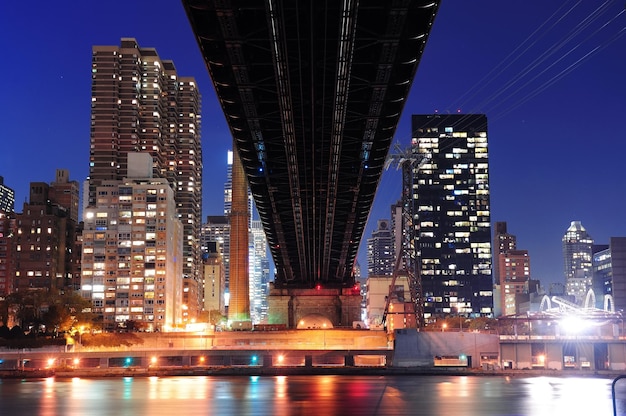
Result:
[1, 366, 621, 380]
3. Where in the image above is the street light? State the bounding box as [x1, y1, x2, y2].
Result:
[442, 323, 447, 332]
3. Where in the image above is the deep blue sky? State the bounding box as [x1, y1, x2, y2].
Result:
[1, 1, 625, 289]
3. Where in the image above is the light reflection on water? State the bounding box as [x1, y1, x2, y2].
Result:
[0, 374, 623, 416]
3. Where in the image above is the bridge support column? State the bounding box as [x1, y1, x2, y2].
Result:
[345, 355, 355, 367]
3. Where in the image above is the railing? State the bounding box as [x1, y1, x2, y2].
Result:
[612, 375, 626, 416]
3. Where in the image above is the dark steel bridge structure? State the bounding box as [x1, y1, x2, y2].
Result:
[183, 0, 440, 289]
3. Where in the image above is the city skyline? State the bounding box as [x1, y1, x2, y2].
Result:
[1, 1, 625, 289]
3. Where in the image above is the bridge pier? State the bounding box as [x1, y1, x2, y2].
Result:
[267, 285, 361, 328]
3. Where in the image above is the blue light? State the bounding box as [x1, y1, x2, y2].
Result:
[251, 355, 258, 364]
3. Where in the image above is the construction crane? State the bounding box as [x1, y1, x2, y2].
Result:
[381, 143, 430, 329]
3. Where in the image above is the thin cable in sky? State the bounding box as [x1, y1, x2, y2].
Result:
[448, 0, 625, 122]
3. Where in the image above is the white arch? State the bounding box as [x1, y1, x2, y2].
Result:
[604, 294, 615, 313]
[539, 295, 552, 311]
[584, 288, 596, 309]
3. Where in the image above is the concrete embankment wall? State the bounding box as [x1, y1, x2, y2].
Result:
[393, 329, 499, 368]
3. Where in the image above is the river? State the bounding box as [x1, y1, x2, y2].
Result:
[0, 374, 624, 415]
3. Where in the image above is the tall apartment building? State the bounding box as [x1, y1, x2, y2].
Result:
[0, 177, 15, 213]
[498, 250, 530, 316]
[81, 154, 183, 331]
[89, 38, 202, 320]
[411, 114, 493, 322]
[367, 219, 394, 277]
[593, 237, 626, 312]
[562, 220, 593, 303]
[493, 222, 516, 285]
[493, 222, 531, 316]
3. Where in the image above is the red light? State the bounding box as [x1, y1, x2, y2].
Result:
[315, 284, 321, 290]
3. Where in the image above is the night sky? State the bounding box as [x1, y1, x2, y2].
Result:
[1, 1, 625, 289]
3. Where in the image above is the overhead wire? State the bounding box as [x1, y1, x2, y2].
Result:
[450, 0, 584, 112]
[436, 0, 626, 124]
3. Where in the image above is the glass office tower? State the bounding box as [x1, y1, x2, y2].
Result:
[411, 114, 493, 322]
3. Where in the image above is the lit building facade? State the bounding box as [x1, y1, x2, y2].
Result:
[12, 174, 81, 292]
[562, 220, 593, 303]
[498, 250, 530, 316]
[365, 274, 410, 328]
[0, 176, 15, 213]
[81, 170, 183, 332]
[249, 219, 270, 324]
[367, 219, 394, 277]
[203, 244, 226, 315]
[593, 237, 626, 312]
[493, 222, 531, 316]
[89, 38, 202, 321]
[411, 114, 493, 321]
[493, 221, 516, 286]
[0, 212, 16, 296]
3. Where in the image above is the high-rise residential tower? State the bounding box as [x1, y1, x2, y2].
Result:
[562, 220, 593, 303]
[411, 114, 493, 322]
[89, 38, 202, 321]
[81, 154, 183, 331]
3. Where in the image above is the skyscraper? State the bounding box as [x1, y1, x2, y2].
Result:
[249, 219, 270, 324]
[593, 237, 626, 311]
[367, 219, 394, 277]
[411, 114, 493, 322]
[0, 176, 15, 214]
[88, 38, 202, 320]
[562, 220, 593, 303]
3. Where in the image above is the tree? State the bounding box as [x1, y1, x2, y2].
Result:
[468, 317, 497, 332]
[198, 309, 227, 326]
[0, 325, 10, 339]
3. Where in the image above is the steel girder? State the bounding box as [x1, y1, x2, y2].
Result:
[182, 0, 439, 287]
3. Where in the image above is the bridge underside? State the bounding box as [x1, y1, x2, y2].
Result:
[183, 0, 439, 288]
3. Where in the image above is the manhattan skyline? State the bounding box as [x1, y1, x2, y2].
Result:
[1, 1, 625, 289]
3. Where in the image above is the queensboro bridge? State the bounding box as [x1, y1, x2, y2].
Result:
[183, 0, 440, 327]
